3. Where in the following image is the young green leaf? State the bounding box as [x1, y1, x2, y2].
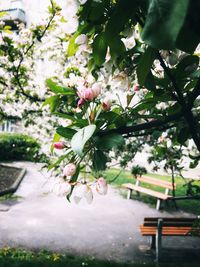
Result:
[97, 133, 124, 150]
[42, 95, 60, 112]
[92, 33, 107, 66]
[71, 124, 96, 155]
[46, 79, 75, 95]
[56, 127, 76, 139]
[92, 150, 107, 171]
[137, 46, 156, 86]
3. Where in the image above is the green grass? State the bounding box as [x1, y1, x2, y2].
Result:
[105, 169, 200, 215]
[0, 194, 21, 201]
[0, 248, 199, 267]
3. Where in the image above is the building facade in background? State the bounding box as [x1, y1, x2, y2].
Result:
[0, 0, 77, 132]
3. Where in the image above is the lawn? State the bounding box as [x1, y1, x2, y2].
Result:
[105, 169, 200, 215]
[0, 248, 199, 267]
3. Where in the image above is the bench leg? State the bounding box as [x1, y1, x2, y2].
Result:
[156, 219, 163, 262]
[136, 191, 140, 198]
[156, 199, 161, 210]
[127, 189, 132, 199]
[150, 235, 156, 249]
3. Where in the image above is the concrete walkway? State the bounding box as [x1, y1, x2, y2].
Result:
[0, 162, 200, 264]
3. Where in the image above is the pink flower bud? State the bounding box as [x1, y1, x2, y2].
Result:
[64, 163, 76, 177]
[77, 98, 85, 108]
[102, 98, 111, 111]
[83, 88, 94, 100]
[96, 177, 108, 195]
[91, 83, 101, 98]
[133, 84, 140, 91]
[77, 85, 87, 99]
[53, 142, 65, 149]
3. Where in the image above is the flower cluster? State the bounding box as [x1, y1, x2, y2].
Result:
[77, 82, 101, 105]
[53, 163, 108, 204]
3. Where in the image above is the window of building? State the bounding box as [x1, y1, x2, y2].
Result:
[10, 0, 24, 9]
[0, 0, 24, 10]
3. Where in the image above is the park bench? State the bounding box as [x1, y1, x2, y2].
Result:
[122, 176, 176, 210]
[140, 217, 200, 261]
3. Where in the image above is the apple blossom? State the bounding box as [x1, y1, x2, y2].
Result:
[91, 83, 101, 97]
[96, 177, 108, 195]
[73, 184, 93, 204]
[83, 88, 94, 100]
[133, 84, 140, 91]
[63, 163, 76, 177]
[102, 98, 111, 111]
[53, 142, 65, 149]
[77, 98, 85, 108]
[77, 85, 87, 99]
[75, 34, 88, 45]
[54, 182, 71, 197]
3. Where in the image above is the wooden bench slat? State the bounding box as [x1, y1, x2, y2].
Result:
[137, 176, 176, 190]
[144, 222, 195, 227]
[140, 225, 200, 236]
[140, 226, 193, 231]
[144, 217, 197, 222]
[122, 183, 171, 200]
[141, 232, 192, 236]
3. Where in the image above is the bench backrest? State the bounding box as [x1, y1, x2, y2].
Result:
[137, 176, 176, 190]
[143, 217, 198, 227]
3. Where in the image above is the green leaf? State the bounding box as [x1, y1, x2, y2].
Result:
[106, 0, 138, 36]
[189, 159, 199, 169]
[67, 32, 79, 57]
[153, 90, 173, 102]
[144, 71, 156, 91]
[176, 1, 200, 53]
[0, 12, 7, 18]
[50, 133, 61, 153]
[177, 127, 190, 145]
[53, 113, 88, 127]
[48, 154, 69, 171]
[71, 124, 96, 155]
[92, 33, 108, 66]
[108, 36, 126, 62]
[60, 16, 68, 23]
[56, 127, 76, 139]
[97, 133, 124, 150]
[53, 112, 76, 121]
[175, 55, 199, 79]
[134, 99, 156, 112]
[190, 69, 200, 79]
[67, 23, 93, 57]
[42, 95, 60, 112]
[46, 79, 75, 95]
[88, 58, 95, 72]
[137, 47, 156, 86]
[92, 150, 107, 171]
[142, 0, 190, 50]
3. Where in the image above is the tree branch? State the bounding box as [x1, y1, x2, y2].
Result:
[98, 111, 183, 137]
[157, 52, 184, 104]
[14, 1, 57, 102]
[157, 52, 200, 151]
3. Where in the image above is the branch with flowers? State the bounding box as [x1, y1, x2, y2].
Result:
[44, 0, 200, 202]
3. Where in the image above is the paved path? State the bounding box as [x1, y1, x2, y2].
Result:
[0, 162, 200, 264]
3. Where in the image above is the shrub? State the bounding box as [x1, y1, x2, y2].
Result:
[0, 132, 48, 162]
[131, 165, 147, 178]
